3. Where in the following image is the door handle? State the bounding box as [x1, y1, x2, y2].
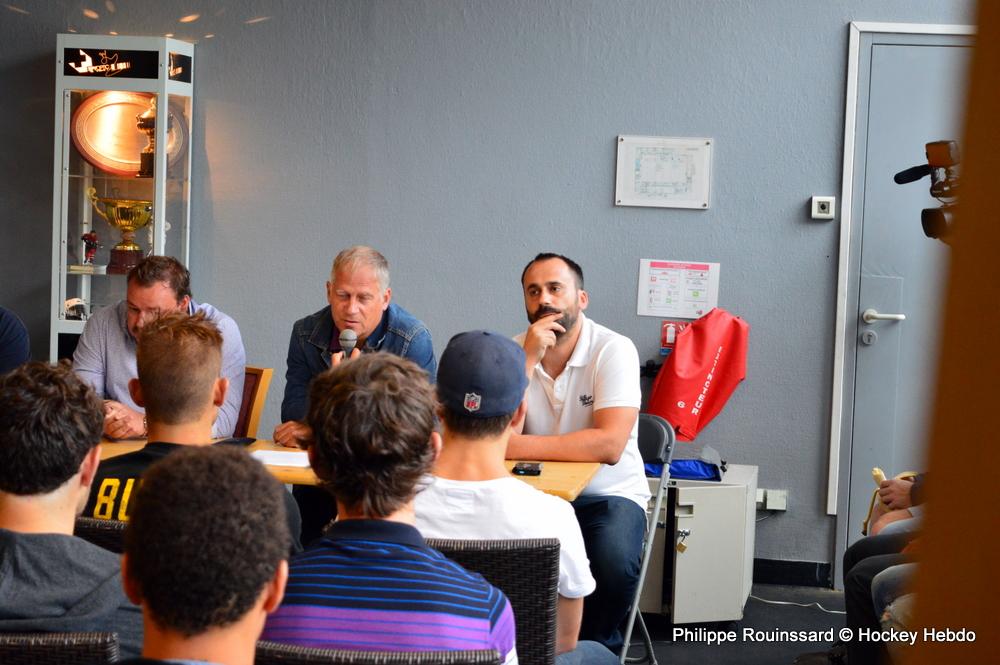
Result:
[862, 308, 906, 324]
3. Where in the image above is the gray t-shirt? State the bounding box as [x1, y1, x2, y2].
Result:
[0, 528, 143, 658]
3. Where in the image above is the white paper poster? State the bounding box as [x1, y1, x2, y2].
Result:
[615, 136, 713, 209]
[637, 259, 720, 319]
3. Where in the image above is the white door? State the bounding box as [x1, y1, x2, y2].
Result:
[840, 30, 971, 562]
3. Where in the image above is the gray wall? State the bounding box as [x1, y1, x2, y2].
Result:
[0, 0, 974, 564]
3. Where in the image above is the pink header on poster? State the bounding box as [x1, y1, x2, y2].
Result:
[650, 261, 710, 271]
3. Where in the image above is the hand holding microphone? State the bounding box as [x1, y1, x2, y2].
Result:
[274, 330, 360, 447]
[332, 329, 362, 365]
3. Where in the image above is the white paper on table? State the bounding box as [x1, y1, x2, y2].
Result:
[251, 450, 311, 468]
[637, 258, 720, 319]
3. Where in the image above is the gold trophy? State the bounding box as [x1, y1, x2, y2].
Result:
[136, 98, 157, 178]
[136, 97, 173, 178]
[86, 187, 152, 274]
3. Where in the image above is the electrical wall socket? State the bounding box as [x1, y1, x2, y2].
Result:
[765, 489, 788, 511]
[811, 196, 836, 220]
[755, 488, 766, 509]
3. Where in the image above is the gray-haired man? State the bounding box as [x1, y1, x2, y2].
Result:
[274, 246, 436, 543]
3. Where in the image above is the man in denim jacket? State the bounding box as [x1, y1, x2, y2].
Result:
[274, 246, 436, 543]
[275, 246, 437, 445]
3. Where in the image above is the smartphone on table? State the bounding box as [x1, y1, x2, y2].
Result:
[511, 462, 543, 476]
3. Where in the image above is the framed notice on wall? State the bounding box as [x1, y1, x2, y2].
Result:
[637, 258, 720, 319]
[615, 135, 713, 209]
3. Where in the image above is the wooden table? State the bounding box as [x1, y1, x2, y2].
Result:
[99, 440, 600, 501]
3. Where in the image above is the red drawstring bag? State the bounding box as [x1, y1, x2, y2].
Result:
[647, 308, 749, 441]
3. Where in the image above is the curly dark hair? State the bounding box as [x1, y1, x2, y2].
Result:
[124, 446, 289, 637]
[440, 408, 514, 440]
[307, 353, 437, 517]
[0, 361, 103, 495]
[520, 252, 584, 289]
[128, 255, 192, 300]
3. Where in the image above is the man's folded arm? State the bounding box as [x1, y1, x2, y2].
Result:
[506, 406, 638, 463]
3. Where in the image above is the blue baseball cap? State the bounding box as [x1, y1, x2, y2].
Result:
[437, 330, 529, 418]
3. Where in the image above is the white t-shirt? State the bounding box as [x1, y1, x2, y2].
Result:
[516, 314, 650, 509]
[415, 476, 596, 599]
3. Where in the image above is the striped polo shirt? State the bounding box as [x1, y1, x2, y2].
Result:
[262, 519, 517, 664]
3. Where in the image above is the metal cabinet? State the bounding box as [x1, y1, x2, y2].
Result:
[640, 464, 757, 624]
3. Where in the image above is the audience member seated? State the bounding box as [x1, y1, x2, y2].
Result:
[0, 306, 30, 373]
[119, 446, 289, 665]
[0, 361, 142, 657]
[262, 354, 517, 664]
[870, 474, 925, 536]
[880, 589, 917, 664]
[507, 253, 648, 652]
[82, 312, 301, 552]
[415, 330, 616, 665]
[796, 502, 923, 664]
[873, 542, 922, 664]
[73, 255, 246, 439]
[872, 561, 918, 621]
[274, 245, 437, 545]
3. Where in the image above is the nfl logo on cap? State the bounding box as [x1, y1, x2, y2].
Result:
[464, 392, 482, 412]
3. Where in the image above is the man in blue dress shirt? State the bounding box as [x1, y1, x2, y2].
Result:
[73, 255, 246, 439]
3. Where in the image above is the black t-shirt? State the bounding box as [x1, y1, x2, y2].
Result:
[85, 440, 302, 553]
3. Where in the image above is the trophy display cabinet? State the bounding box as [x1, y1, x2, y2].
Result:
[49, 33, 194, 360]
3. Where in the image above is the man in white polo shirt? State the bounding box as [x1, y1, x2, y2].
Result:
[508, 253, 649, 653]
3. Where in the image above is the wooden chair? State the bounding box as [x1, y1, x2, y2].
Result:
[255, 643, 500, 665]
[427, 538, 560, 665]
[74, 516, 127, 554]
[235, 365, 273, 438]
[0, 632, 119, 664]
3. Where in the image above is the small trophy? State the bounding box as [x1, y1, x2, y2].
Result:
[87, 187, 152, 274]
[136, 98, 156, 178]
[136, 97, 173, 178]
[69, 231, 107, 275]
[81, 231, 100, 264]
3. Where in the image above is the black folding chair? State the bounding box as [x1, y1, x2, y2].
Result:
[620, 414, 676, 665]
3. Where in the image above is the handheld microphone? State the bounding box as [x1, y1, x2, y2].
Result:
[339, 329, 358, 356]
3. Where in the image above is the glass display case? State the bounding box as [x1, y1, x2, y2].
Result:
[50, 34, 194, 360]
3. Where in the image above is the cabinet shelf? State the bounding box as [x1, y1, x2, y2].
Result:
[66, 265, 136, 276]
[67, 173, 189, 183]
